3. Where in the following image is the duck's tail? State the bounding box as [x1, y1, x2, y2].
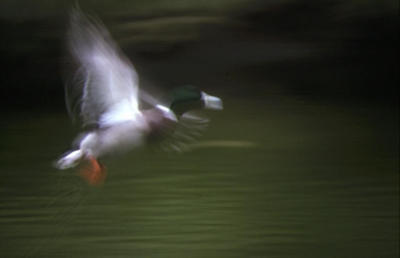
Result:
[54, 149, 84, 170]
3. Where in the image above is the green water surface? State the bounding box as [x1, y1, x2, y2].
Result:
[0, 95, 398, 258]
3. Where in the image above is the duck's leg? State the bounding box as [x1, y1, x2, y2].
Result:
[79, 156, 107, 185]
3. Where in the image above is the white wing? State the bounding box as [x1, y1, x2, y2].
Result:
[66, 9, 140, 128]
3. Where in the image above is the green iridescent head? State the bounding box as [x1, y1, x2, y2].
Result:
[169, 85, 223, 117]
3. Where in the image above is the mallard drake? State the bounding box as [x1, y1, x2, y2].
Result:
[55, 9, 222, 184]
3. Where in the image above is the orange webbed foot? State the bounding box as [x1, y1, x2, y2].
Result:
[79, 156, 107, 186]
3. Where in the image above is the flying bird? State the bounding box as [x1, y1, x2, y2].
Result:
[55, 9, 223, 185]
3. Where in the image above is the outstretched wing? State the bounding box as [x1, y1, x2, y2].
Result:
[158, 112, 210, 152]
[66, 8, 140, 128]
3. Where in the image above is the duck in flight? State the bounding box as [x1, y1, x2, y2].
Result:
[55, 9, 223, 185]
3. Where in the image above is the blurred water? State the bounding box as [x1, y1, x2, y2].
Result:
[0, 95, 398, 258]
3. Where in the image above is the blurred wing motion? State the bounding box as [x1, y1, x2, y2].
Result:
[159, 112, 210, 152]
[66, 8, 140, 128]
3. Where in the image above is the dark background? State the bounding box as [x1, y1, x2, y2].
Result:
[0, 0, 398, 110]
[0, 1, 398, 257]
